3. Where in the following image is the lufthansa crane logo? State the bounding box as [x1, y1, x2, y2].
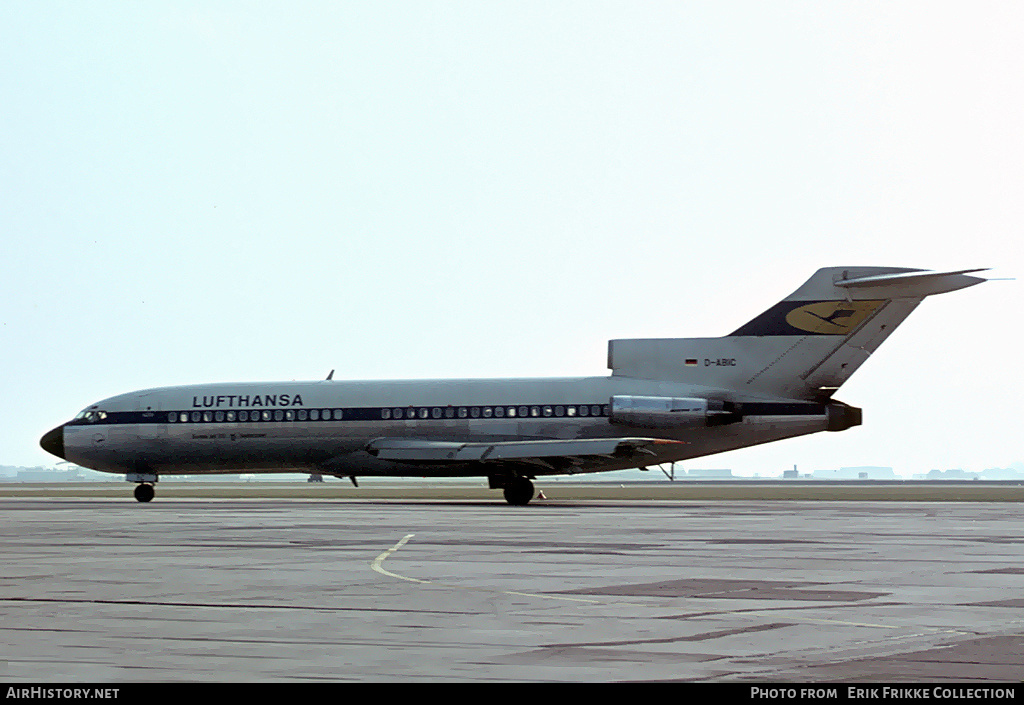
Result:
[784, 300, 883, 335]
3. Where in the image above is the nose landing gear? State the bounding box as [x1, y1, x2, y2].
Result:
[133, 483, 155, 503]
[127, 472, 158, 503]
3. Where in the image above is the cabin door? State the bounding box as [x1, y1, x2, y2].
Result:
[135, 394, 165, 440]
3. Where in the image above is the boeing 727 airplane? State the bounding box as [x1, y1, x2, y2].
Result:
[40, 266, 986, 504]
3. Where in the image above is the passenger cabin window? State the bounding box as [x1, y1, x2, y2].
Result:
[149, 399, 603, 427]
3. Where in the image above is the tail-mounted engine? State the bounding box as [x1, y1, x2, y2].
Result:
[609, 395, 740, 429]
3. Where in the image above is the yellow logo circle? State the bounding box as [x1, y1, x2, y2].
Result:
[785, 300, 883, 335]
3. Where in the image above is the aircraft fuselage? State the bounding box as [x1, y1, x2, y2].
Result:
[50, 376, 840, 478]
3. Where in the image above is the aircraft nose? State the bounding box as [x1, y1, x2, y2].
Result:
[40, 425, 66, 460]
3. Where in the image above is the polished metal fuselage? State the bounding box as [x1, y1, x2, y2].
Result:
[61, 375, 832, 478]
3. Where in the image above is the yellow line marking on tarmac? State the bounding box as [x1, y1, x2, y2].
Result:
[371, 533, 602, 604]
[371, 534, 426, 583]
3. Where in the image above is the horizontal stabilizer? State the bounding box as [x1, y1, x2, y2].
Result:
[833, 268, 988, 297]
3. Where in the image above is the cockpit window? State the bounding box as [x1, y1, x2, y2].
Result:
[76, 410, 107, 423]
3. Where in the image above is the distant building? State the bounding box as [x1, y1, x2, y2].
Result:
[685, 468, 733, 478]
[978, 467, 1024, 480]
[14, 466, 90, 482]
[914, 467, 1024, 481]
[812, 466, 896, 480]
[926, 468, 972, 480]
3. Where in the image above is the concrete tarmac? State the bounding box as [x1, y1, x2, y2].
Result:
[2, 496, 1023, 682]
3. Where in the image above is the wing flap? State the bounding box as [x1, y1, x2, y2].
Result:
[365, 437, 682, 463]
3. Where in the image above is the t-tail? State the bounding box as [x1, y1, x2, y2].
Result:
[608, 267, 987, 401]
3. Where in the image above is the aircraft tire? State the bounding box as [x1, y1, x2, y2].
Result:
[503, 479, 534, 506]
[134, 484, 154, 503]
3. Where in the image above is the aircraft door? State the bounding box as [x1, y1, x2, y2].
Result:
[135, 394, 165, 440]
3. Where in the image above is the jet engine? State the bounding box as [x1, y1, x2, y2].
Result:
[609, 395, 739, 429]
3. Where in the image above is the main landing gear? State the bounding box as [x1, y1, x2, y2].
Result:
[133, 483, 155, 503]
[501, 477, 535, 506]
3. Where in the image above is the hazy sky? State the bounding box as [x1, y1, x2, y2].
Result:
[3, 2, 1021, 476]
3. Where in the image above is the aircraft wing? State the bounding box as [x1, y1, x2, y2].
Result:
[364, 436, 682, 470]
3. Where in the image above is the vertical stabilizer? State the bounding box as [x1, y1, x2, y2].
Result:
[608, 267, 986, 400]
